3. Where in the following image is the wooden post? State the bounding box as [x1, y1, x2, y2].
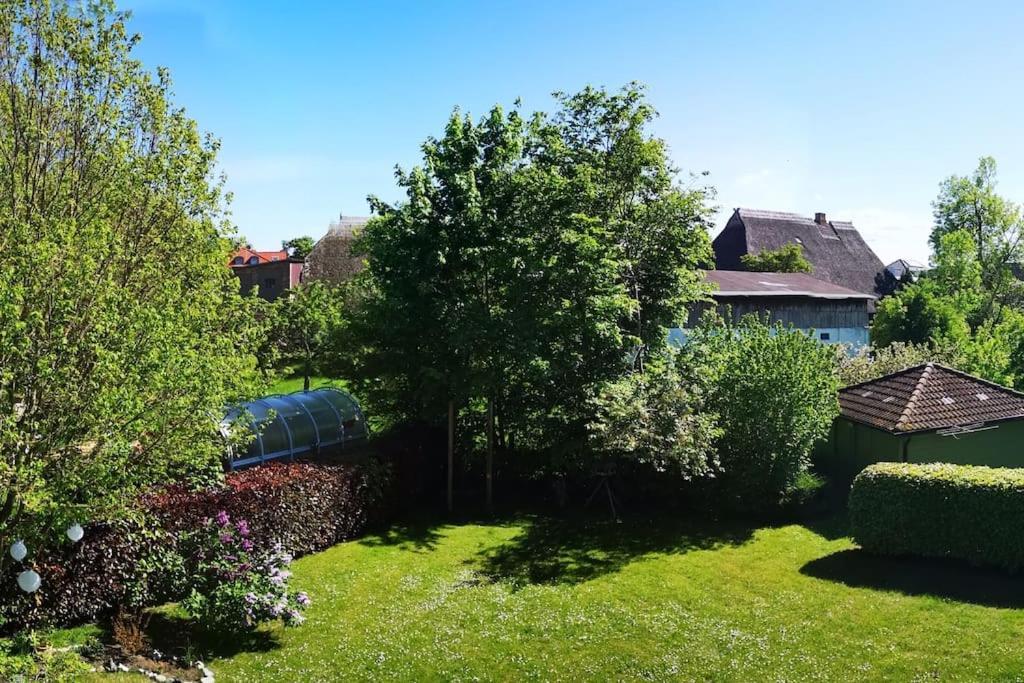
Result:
[447, 399, 455, 513]
[486, 397, 494, 513]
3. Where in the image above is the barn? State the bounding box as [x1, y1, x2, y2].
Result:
[819, 363, 1024, 480]
[712, 208, 887, 295]
[674, 270, 875, 348]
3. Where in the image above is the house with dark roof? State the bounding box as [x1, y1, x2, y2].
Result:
[713, 209, 887, 295]
[820, 363, 1024, 479]
[672, 270, 875, 348]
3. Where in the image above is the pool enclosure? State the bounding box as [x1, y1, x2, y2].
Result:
[223, 388, 368, 469]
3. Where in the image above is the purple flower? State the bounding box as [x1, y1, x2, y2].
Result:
[245, 592, 257, 604]
[236, 520, 250, 537]
[286, 609, 305, 625]
[215, 510, 230, 526]
[296, 592, 310, 606]
[269, 601, 284, 617]
[219, 532, 233, 544]
[241, 539, 254, 552]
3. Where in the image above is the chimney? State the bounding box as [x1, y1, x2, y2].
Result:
[814, 212, 827, 225]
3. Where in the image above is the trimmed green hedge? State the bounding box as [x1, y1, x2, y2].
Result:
[849, 462, 1024, 572]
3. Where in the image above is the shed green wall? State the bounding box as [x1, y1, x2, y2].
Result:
[816, 417, 1024, 481]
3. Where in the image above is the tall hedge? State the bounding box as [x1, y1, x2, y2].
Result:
[850, 462, 1024, 571]
[1, 461, 391, 631]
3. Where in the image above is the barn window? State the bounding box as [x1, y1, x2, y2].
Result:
[819, 332, 831, 341]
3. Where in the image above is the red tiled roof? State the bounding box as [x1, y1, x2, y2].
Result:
[229, 247, 289, 267]
[839, 363, 1024, 433]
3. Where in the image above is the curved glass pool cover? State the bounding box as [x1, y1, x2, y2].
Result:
[223, 388, 368, 469]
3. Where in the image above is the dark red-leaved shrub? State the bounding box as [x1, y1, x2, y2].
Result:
[147, 460, 389, 558]
[1, 520, 175, 630]
[1, 460, 391, 631]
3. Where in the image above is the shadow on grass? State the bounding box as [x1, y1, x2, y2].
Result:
[798, 513, 850, 541]
[802, 549, 1024, 608]
[100, 609, 281, 661]
[475, 513, 757, 588]
[357, 522, 446, 552]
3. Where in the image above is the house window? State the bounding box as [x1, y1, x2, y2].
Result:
[248, 256, 260, 265]
[232, 256, 244, 265]
[263, 278, 277, 289]
[819, 332, 831, 341]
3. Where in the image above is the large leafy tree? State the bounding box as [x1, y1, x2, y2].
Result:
[0, 1, 261, 544]
[931, 156, 1023, 315]
[271, 282, 344, 391]
[344, 84, 714, 509]
[282, 236, 315, 260]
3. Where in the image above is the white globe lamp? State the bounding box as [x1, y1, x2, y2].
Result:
[9, 540, 27, 562]
[17, 569, 41, 593]
[66, 523, 84, 543]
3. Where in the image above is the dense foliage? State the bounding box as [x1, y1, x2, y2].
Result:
[0, 0, 262, 546]
[1, 462, 387, 630]
[871, 158, 1024, 386]
[739, 243, 812, 273]
[269, 281, 346, 392]
[341, 84, 714, 500]
[850, 462, 1024, 572]
[282, 236, 315, 260]
[834, 341, 962, 386]
[588, 351, 721, 478]
[687, 316, 840, 509]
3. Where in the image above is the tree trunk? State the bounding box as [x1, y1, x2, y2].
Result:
[486, 397, 495, 514]
[303, 353, 312, 392]
[447, 399, 455, 514]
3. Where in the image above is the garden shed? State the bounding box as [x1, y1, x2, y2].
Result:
[223, 388, 368, 469]
[821, 363, 1024, 480]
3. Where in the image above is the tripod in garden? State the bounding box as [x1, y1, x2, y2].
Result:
[584, 467, 622, 522]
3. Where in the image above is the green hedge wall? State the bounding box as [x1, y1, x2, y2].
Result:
[849, 462, 1024, 572]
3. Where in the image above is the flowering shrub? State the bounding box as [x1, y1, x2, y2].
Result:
[180, 512, 309, 633]
[1, 461, 389, 633]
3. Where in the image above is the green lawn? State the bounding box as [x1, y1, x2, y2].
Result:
[82, 512, 1024, 681]
[266, 374, 346, 395]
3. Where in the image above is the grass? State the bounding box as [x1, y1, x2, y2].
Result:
[79, 512, 1024, 681]
[265, 374, 346, 395]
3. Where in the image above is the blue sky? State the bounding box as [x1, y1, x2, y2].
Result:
[122, 0, 1024, 264]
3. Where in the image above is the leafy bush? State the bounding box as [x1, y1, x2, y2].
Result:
[1, 461, 389, 632]
[588, 352, 721, 478]
[180, 512, 308, 633]
[0, 521, 179, 630]
[834, 341, 962, 386]
[850, 462, 1024, 571]
[147, 460, 389, 558]
[687, 315, 840, 511]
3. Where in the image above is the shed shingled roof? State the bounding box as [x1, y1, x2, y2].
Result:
[839, 363, 1024, 433]
[712, 208, 886, 295]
